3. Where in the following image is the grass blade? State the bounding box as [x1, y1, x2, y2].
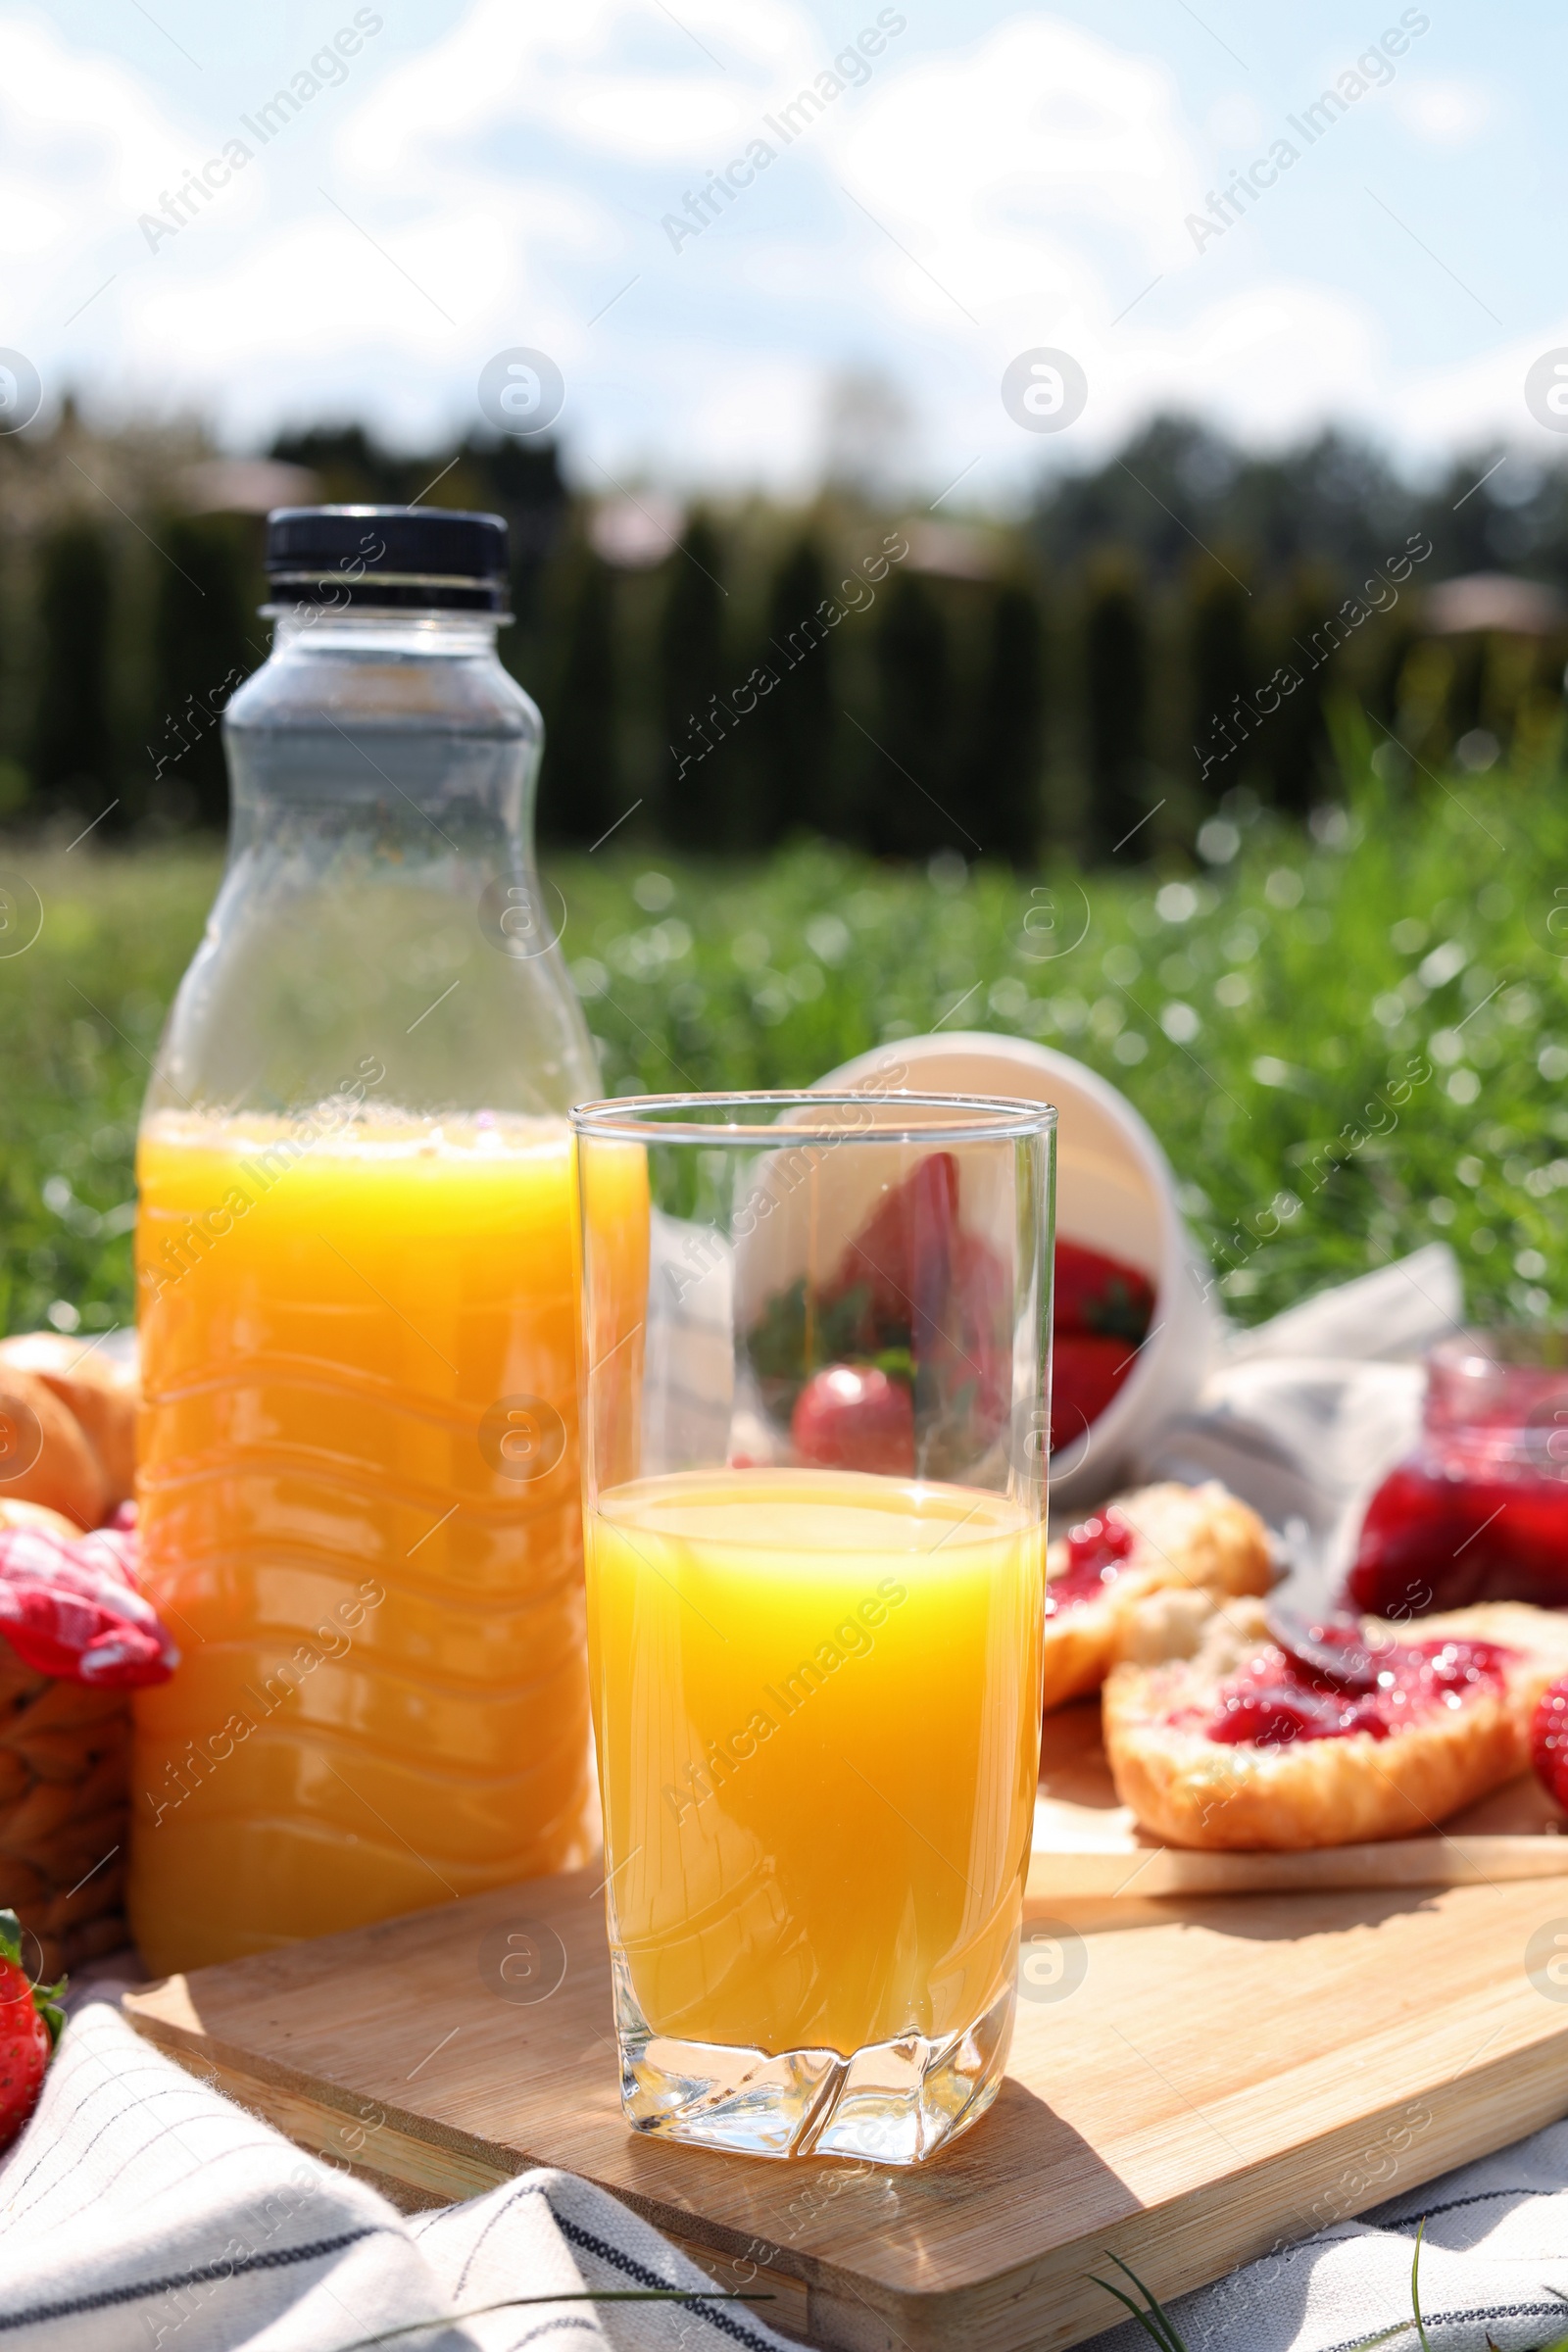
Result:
[1087, 2278, 1181, 2350]
[1088, 2254, 1189, 2352]
[1410, 2216, 1431, 2352]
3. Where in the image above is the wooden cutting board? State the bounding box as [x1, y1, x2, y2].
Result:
[1031, 1697, 1568, 1899]
[124, 1862, 1568, 2351]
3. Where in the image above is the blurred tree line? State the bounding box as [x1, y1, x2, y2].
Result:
[1, 404, 1565, 866]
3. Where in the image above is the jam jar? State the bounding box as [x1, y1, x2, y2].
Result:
[1347, 1330, 1568, 1618]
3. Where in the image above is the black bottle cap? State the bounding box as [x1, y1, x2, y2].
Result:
[265, 506, 510, 612]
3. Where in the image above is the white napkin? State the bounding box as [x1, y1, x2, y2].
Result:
[1143, 1243, 1465, 1610]
[0, 1999, 795, 2352]
[1089, 2116, 1568, 2350]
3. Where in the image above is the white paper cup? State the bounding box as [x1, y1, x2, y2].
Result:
[815, 1033, 1221, 1510]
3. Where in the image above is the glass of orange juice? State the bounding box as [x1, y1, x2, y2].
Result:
[572, 1090, 1054, 2166]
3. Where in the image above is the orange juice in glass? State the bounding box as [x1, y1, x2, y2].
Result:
[573, 1091, 1053, 2165]
[126, 506, 611, 1974]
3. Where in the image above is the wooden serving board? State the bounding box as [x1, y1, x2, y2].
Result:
[125, 1862, 1568, 2351]
[1032, 1697, 1568, 1901]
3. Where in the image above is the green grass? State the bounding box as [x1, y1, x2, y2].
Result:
[3, 730, 1566, 1340]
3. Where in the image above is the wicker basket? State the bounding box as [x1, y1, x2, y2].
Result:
[0, 1639, 131, 1979]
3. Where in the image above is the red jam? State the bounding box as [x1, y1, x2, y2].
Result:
[1347, 1333, 1568, 1618]
[1202, 1616, 1512, 1748]
[1045, 1509, 1137, 1616]
[1350, 1459, 1568, 1615]
[1532, 1677, 1568, 1810]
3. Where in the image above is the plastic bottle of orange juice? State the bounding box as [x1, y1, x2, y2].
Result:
[127, 507, 603, 1974]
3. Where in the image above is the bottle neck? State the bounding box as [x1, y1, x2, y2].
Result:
[267, 607, 507, 659]
[223, 601, 539, 847]
[144, 573, 596, 1131]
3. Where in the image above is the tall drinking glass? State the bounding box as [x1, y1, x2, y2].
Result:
[572, 1091, 1054, 2165]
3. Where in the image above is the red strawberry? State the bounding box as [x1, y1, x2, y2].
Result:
[1054, 1239, 1155, 1343]
[792, 1365, 915, 1477]
[1533, 1678, 1568, 1813]
[833, 1152, 958, 1340]
[0, 1909, 63, 2153]
[1051, 1332, 1137, 1452]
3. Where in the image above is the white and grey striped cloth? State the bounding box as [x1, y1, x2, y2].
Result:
[1089, 2120, 1568, 2350]
[0, 1999, 795, 2352]
[15, 1999, 1568, 2352]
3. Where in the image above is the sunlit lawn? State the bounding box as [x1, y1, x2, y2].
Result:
[2, 735, 1565, 1340]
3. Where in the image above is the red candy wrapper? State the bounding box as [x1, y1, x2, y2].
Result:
[0, 1521, 177, 1689]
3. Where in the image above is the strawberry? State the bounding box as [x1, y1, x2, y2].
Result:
[792, 1365, 915, 1478]
[1533, 1677, 1568, 1813]
[1054, 1239, 1155, 1344]
[0, 1909, 63, 2153]
[751, 1162, 1156, 1471]
[833, 1152, 959, 1342]
[1051, 1332, 1137, 1452]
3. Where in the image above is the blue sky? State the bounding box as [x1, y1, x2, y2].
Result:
[6, 0, 1565, 501]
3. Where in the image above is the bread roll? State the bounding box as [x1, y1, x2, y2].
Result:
[1103, 1597, 1568, 1850]
[0, 1335, 137, 1508]
[1041, 1480, 1272, 1712]
[0, 1368, 107, 1530]
[0, 1498, 86, 1544]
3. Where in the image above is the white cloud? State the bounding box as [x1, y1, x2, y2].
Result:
[0, 183, 70, 258]
[670, 343, 822, 480]
[338, 0, 810, 179]
[835, 17, 1210, 331]
[1204, 92, 1265, 151]
[1126, 284, 1383, 448]
[0, 11, 214, 330]
[0, 13, 193, 211]
[117, 181, 611, 450]
[1385, 329, 1568, 462]
[1394, 77, 1494, 146]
